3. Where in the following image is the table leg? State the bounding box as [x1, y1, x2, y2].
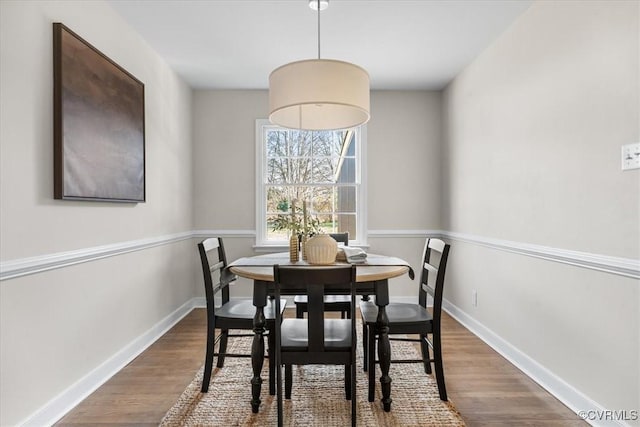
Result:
[251, 281, 268, 413]
[375, 280, 392, 412]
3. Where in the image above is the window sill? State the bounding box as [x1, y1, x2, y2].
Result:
[253, 243, 370, 252]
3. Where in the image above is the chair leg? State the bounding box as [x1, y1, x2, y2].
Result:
[351, 359, 356, 426]
[344, 364, 352, 400]
[367, 328, 376, 402]
[346, 309, 351, 319]
[276, 356, 283, 427]
[420, 334, 432, 374]
[362, 322, 368, 371]
[268, 329, 276, 395]
[285, 364, 293, 399]
[433, 331, 448, 401]
[296, 304, 304, 319]
[201, 333, 215, 393]
[216, 330, 229, 368]
[341, 311, 346, 319]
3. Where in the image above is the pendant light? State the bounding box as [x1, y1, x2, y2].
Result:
[268, 0, 370, 131]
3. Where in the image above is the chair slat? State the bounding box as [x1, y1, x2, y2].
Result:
[201, 237, 221, 252]
[428, 238, 446, 253]
[209, 260, 225, 272]
[421, 283, 435, 296]
[423, 262, 438, 274]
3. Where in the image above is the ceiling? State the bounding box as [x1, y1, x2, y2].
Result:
[107, 0, 532, 90]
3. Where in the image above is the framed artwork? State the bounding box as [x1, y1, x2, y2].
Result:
[53, 23, 145, 202]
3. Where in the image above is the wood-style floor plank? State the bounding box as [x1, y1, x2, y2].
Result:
[56, 308, 584, 426]
[439, 313, 584, 426]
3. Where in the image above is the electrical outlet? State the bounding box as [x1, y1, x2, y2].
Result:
[472, 290, 478, 307]
[622, 143, 640, 170]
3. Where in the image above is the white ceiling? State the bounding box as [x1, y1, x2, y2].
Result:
[107, 0, 532, 90]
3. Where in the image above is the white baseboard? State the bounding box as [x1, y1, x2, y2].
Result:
[441, 298, 628, 427]
[192, 296, 206, 307]
[19, 298, 199, 427]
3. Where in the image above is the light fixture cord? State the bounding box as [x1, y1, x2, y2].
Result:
[317, 0, 321, 59]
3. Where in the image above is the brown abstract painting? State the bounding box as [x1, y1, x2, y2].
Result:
[53, 23, 145, 202]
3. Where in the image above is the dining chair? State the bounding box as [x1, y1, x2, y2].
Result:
[273, 264, 357, 427]
[360, 237, 451, 402]
[197, 237, 286, 394]
[294, 232, 352, 319]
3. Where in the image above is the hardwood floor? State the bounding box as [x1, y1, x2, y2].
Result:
[56, 308, 584, 426]
[437, 313, 585, 426]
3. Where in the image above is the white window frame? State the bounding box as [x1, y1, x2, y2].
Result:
[255, 119, 367, 249]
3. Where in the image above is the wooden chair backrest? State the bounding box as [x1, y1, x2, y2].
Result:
[328, 232, 349, 246]
[417, 238, 451, 326]
[197, 237, 236, 311]
[274, 265, 356, 352]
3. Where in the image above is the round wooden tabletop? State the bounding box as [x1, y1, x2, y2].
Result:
[229, 252, 410, 283]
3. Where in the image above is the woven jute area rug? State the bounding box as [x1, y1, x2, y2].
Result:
[161, 325, 466, 426]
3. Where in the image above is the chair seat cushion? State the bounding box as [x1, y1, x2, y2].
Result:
[360, 301, 432, 325]
[280, 318, 351, 349]
[216, 298, 286, 320]
[293, 294, 351, 304]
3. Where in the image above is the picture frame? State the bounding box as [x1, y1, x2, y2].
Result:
[53, 23, 145, 203]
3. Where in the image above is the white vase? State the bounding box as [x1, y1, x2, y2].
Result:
[305, 234, 338, 264]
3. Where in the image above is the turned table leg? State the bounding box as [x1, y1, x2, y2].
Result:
[251, 282, 267, 413]
[375, 280, 392, 412]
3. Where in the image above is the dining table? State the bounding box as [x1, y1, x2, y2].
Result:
[227, 251, 414, 413]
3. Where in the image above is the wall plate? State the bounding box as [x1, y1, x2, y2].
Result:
[621, 143, 640, 170]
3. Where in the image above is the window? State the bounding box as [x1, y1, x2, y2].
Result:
[255, 119, 366, 247]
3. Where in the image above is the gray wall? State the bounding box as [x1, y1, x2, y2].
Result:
[0, 1, 194, 425]
[442, 0, 639, 415]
